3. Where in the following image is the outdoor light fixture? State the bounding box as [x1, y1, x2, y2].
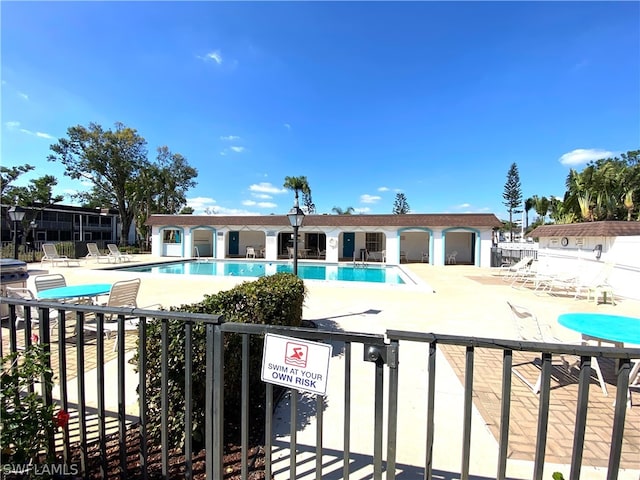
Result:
[287, 205, 306, 275]
[8, 205, 26, 260]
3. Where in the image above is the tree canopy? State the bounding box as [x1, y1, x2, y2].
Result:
[392, 193, 410, 214]
[283, 176, 312, 212]
[47, 122, 197, 245]
[502, 163, 522, 241]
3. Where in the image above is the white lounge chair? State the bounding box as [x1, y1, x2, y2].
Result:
[507, 301, 608, 396]
[41, 243, 78, 268]
[107, 244, 133, 263]
[85, 243, 114, 264]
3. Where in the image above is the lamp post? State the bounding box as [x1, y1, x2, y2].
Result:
[8, 205, 26, 260]
[287, 205, 305, 276]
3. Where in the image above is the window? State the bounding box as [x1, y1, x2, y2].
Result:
[163, 229, 182, 244]
[365, 232, 384, 252]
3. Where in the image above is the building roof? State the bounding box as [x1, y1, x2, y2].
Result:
[146, 213, 503, 229]
[529, 221, 640, 238]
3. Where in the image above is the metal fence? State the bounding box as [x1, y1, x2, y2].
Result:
[1, 296, 638, 480]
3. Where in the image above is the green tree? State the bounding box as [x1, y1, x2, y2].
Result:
[502, 163, 522, 241]
[331, 206, 355, 215]
[392, 193, 410, 214]
[1, 164, 34, 203]
[2, 165, 64, 241]
[283, 176, 311, 210]
[48, 122, 196, 246]
[533, 195, 550, 225]
[524, 197, 535, 232]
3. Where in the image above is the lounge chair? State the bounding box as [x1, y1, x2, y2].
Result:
[107, 244, 133, 263]
[507, 301, 607, 395]
[85, 243, 113, 263]
[498, 257, 534, 278]
[583, 262, 616, 305]
[41, 243, 78, 268]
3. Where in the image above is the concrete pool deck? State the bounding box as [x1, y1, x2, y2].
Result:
[16, 256, 640, 479]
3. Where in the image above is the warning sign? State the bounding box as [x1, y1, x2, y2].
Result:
[261, 333, 332, 396]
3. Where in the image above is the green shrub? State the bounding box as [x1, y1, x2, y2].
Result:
[139, 272, 305, 451]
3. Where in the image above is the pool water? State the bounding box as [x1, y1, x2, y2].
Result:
[120, 260, 407, 285]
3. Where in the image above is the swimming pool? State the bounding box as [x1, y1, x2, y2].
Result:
[119, 260, 409, 285]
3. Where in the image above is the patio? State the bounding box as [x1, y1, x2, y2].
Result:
[2, 257, 639, 478]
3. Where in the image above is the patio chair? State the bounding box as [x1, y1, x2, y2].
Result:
[317, 247, 326, 259]
[107, 244, 133, 263]
[421, 251, 429, 263]
[5, 286, 59, 336]
[34, 273, 67, 294]
[447, 251, 458, 265]
[41, 243, 76, 268]
[498, 257, 534, 278]
[583, 262, 616, 305]
[84, 278, 144, 351]
[507, 301, 607, 395]
[246, 247, 256, 259]
[85, 243, 113, 264]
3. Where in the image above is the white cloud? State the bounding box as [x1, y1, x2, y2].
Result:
[360, 194, 381, 204]
[187, 196, 218, 213]
[284, 123, 291, 130]
[559, 148, 614, 166]
[220, 135, 240, 141]
[249, 182, 286, 195]
[5, 121, 20, 129]
[229, 146, 245, 153]
[243, 200, 257, 206]
[252, 193, 272, 200]
[378, 186, 389, 192]
[205, 50, 223, 64]
[219, 151, 227, 156]
[215, 207, 260, 215]
[18, 92, 29, 101]
[35, 132, 54, 139]
[355, 207, 371, 214]
[455, 203, 471, 209]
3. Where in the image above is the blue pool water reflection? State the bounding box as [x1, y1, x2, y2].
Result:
[121, 260, 407, 285]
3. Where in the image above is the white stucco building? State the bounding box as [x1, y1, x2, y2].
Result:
[145, 213, 503, 267]
[529, 221, 640, 301]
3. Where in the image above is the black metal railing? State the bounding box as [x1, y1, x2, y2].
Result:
[1, 296, 638, 480]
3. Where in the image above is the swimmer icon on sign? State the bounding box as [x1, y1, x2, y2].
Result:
[285, 342, 308, 368]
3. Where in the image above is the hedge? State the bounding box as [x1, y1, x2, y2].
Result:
[138, 272, 305, 450]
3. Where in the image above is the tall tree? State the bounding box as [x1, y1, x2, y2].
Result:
[392, 193, 410, 214]
[534, 196, 550, 225]
[524, 197, 535, 231]
[48, 122, 196, 246]
[331, 206, 355, 215]
[502, 163, 522, 241]
[283, 176, 311, 211]
[1, 164, 35, 203]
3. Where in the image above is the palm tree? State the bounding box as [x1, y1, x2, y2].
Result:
[331, 206, 355, 215]
[623, 189, 635, 221]
[283, 176, 311, 209]
[524, 197, 535, 231]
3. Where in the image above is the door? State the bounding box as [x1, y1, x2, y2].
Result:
[229, 231, 239, 256]
[342, 232, 355, 259]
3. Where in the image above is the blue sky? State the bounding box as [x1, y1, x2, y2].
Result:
[2, 1, 639, 221]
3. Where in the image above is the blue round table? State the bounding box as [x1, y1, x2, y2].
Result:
[558, 313, 640, 345]
[38, 283, 112, 300]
